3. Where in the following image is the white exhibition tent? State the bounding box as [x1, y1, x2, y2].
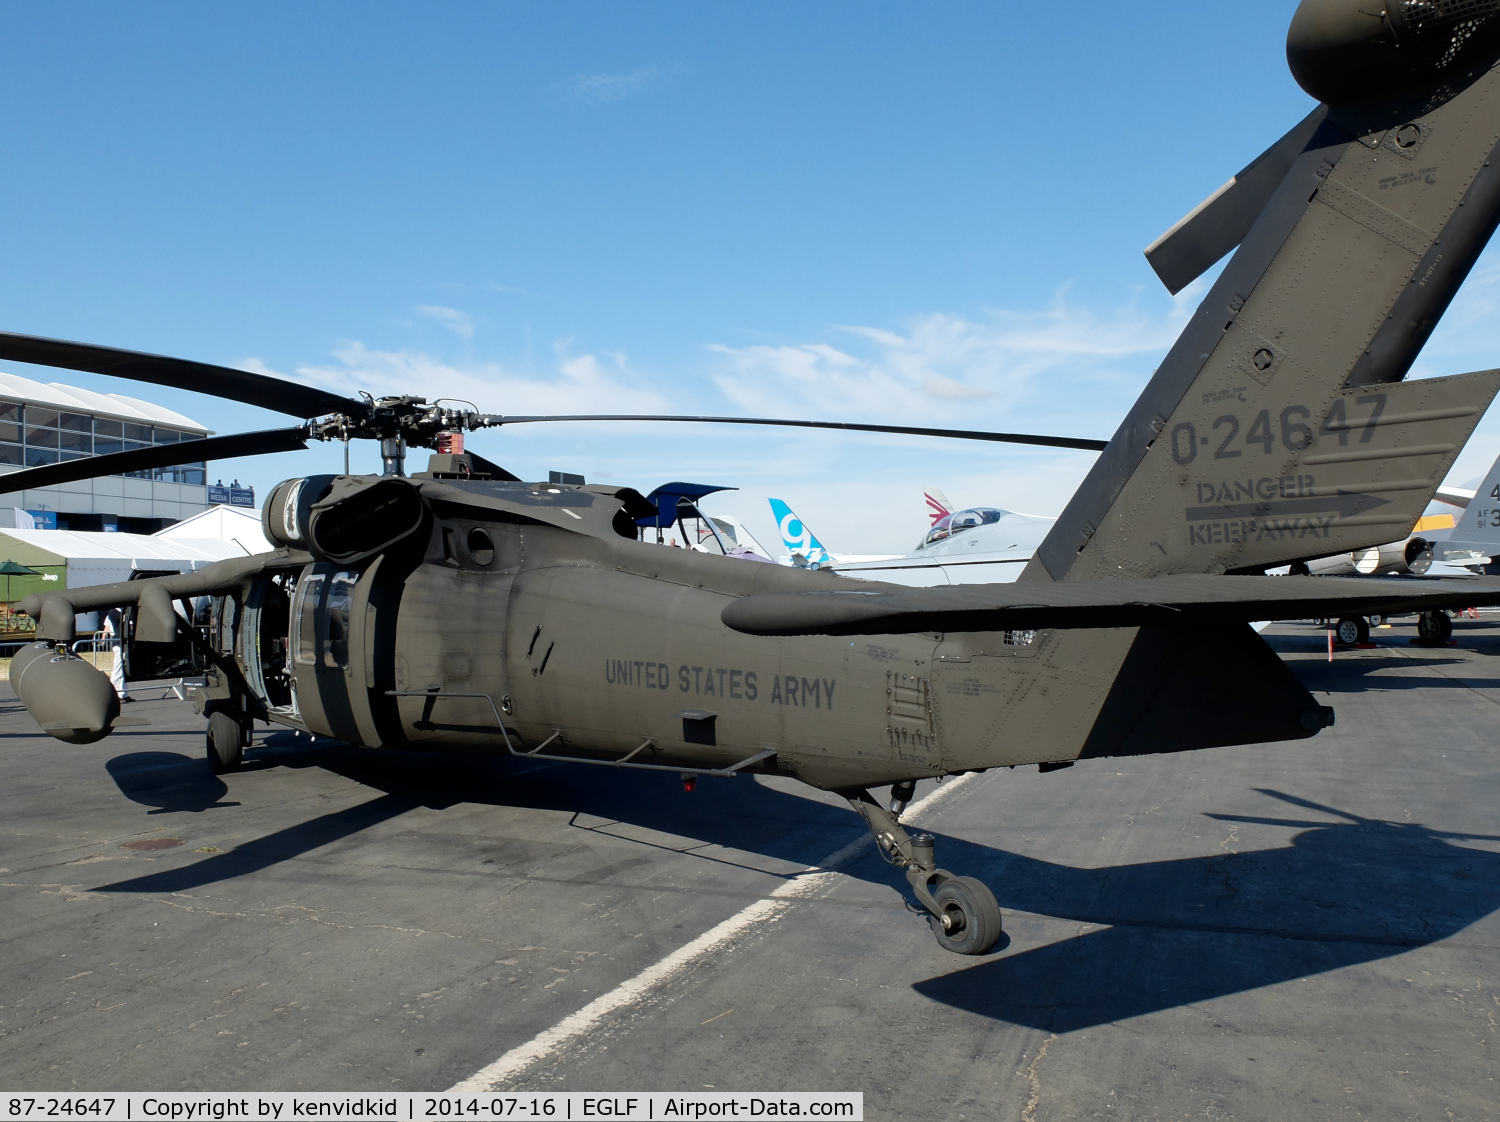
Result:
[0, 505, 270, 631]
[0, 526, 249, 589]
[154, 504, 270, 555]
[0, 504, 269, 591]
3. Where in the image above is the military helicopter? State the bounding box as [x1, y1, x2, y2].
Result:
[6, 0, 1500, 957]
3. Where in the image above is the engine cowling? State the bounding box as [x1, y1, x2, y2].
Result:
[12, 642, 120, 744]
[1353, 540, 1413, 575]
[1287, 0, 1500, 105]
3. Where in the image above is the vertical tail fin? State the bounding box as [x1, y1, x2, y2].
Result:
[1444, 448, 1500, 553]
[1029, 62, 1500, 583]
[924, 488, 952, 526]
[767, 498, 829, 564]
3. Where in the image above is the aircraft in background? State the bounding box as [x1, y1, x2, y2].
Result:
[1435, 480, 1481, 508]
[833, 506, 1055, 586]
[768, 486, 1060, 587]
[765, 498, 897, 568]
[1293, 509, 1460, 576]
[703, 512, 777, 563]
[924, 487, 952, 526]
[1410, 448, 1500, 572]
[1291, 449, 1500, 577]
[831, 492, 1057, 587]
[639, 482, 776, 563]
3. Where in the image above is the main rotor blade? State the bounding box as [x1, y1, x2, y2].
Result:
[483, 414, 1109, 452]
[0, 426, 309, 495]
[0, 331, 369, 420]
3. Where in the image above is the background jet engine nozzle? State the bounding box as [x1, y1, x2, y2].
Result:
[1287, 0, 1500, 106]
[11, 641, 121, 744]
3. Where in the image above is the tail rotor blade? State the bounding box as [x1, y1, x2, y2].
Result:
[0, 427, 310, 496]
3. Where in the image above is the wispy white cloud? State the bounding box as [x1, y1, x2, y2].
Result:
[566, 65, 660, 105]
[240, 343, 668, 416]
[416, 305, 474, 339]
[709, 285, 1198, 425]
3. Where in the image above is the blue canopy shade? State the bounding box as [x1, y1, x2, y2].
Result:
[637, 482, 737, 528]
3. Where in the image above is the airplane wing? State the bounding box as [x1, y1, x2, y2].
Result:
[1436, 485, 1477, 508]
[722, 573, 1500, 636]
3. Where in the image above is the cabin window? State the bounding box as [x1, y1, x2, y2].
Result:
[324, 572, 357, 668]
[293, 574, 324, 665]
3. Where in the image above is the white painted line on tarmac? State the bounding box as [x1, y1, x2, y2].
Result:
[449, 771, 982, 1091]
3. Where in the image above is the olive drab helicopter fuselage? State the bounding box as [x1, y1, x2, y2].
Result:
[211, 469, 966, 795]
[11, 0, 1500, 955]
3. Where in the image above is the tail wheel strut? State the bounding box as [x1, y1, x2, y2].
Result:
[845, 787, 1003, 955]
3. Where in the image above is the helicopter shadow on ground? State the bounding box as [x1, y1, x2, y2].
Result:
[1287, 656, 1500, 694]
[1257, 633, 1499, 694]
[913, 789, 1500, 1032]
[93, 729, 871, 895]
[91, 740, 1500, 1028]
[105, 751, 241, 814]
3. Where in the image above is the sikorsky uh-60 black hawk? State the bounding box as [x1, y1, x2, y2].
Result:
[6, 0, 1500, 956]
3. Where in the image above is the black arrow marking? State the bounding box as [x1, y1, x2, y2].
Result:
[1185, 490, 1393, 522]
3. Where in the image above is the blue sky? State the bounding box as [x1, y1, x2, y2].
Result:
[3, 1, 1498, 553]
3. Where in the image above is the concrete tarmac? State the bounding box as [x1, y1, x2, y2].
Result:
[1, 619, 1498, 1119]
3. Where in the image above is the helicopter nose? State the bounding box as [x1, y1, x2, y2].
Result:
[1287, 0, 1500, 106]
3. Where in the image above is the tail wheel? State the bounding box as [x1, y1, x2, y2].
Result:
[927, 876, 1003, 955]
[207, 710, 244, 774]
[1335, 616, 1368, 646]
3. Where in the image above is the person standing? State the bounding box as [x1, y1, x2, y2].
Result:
[101, 607, 129, 702]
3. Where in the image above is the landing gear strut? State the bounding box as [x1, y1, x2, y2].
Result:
[846, 788, 1003, 955]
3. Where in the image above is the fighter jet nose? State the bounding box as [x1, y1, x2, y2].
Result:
[1287, 0, 1500, 105]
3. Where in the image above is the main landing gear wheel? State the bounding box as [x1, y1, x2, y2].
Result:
[845, 787, 1004, 956]
[207, 710, 244, 774]
[1417, 610, 1453, 645]
[1335, 616, 1369, 646]
[928, 876, 1004, 955]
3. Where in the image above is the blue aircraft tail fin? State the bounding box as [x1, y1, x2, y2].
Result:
[767, 498, 829, 565]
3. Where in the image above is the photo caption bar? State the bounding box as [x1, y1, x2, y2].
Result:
[0, 1094, 863, 1122]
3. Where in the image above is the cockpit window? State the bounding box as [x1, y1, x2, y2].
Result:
[917, 507, 1008, 549]
[953, 508, 1004, 530]
[921, 515, 954, 548]
[324, 572, 358, 668]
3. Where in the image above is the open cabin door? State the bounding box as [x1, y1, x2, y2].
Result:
[120, 569, 207, 681]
